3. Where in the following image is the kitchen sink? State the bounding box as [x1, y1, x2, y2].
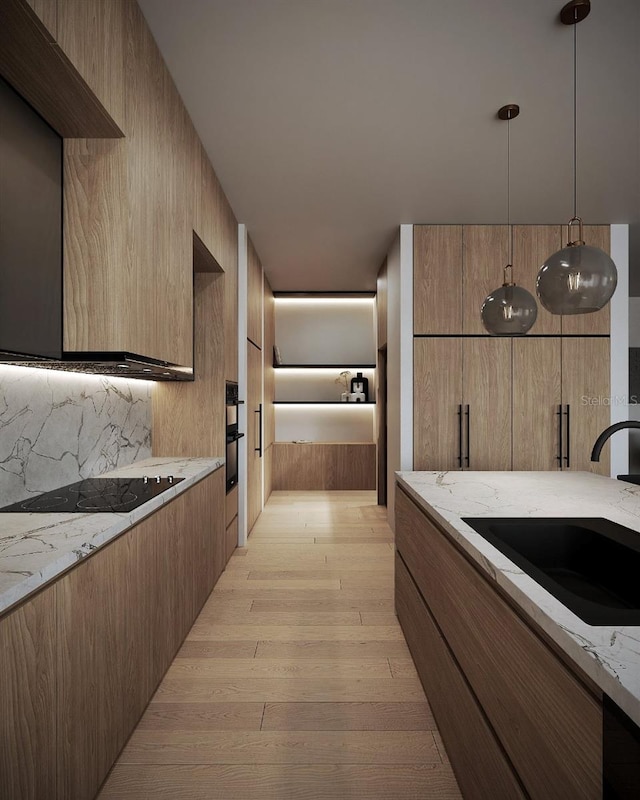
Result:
[618, 475, 640, 486]
[461, 517, 640, 625]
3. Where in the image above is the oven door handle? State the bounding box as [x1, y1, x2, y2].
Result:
[227, 432, 245, 443]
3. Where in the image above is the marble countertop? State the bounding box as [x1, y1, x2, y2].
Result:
[0, 456, 224, 617]
[396, 470, 640, 728]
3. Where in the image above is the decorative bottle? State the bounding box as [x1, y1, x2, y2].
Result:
[350, 371, 369, 402]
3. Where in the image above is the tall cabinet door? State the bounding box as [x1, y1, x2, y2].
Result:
[512, 225, 562, 336]
[462, 225, 508, 335]
[414, 338, 463, 470]
[562, 337, 610, 475]
[463, 338, 512, 470]
[247, 340, 263, 534]
[413, 226, 463, 334]
[513, 338, 562, 470]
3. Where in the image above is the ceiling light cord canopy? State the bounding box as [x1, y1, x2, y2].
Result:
[536, 0, 617, 316]
[481, 104, 538, 336]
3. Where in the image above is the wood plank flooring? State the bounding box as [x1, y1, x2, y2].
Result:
[98, 491, 462, 799]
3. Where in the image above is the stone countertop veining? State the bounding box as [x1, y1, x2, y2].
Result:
[396, 470, 640, 728]
[0, 456, 224, 618]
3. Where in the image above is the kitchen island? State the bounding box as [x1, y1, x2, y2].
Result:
[395, 470, 640, 800]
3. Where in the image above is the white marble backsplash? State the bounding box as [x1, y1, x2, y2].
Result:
[0, 365, 151, 506]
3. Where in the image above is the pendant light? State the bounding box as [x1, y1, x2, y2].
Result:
[536, 0, 617, 315]
[481, 104, 538, 336]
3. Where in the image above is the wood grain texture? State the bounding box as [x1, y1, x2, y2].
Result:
[24, 0, 57, 36]
[462, 225, 509, 334]
[0, 0, 122, 137]
[413, 225, 463, 334]
[225, 517, 239, 564]
[0, 585, 56, 800]
[99, 490, 462, 799]
[264, 276, 276, 451]
[512, 225, 562, 335]
[273, 443, 376, 490]
[247, 341, 264, 533]
[396, 488, 602, 800]
[262, 701, 434, 730]
[413, 338, 463, 470]
[57, 0, 126, 129]
[152, 269, 225, 457]
[395, 554, 527, 800]
[99, 763, 462, 800]
[226, 485, 239, 527]
[561, 225, 611, 335]
[463, 337, 512, 470]
[247, 235, 264, 349]
[562, 337, 611, 474]
[513, 337, 562, 470]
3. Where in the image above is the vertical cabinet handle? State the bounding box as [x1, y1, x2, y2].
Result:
[457, 404, 463, 467]
[564, 404, 571, 468]
[255, 404, 263, 457]
[557, 404, 563, 467]
[465, 404, 470, 468]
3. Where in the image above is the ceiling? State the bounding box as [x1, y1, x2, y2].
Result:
[138, 0, 640, 291]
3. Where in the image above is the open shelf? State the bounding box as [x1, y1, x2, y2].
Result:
[274, 364, 375, 369]
[274, 401, 375, 405]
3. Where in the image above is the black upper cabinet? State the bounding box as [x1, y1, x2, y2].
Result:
[0, 76, 62, 360]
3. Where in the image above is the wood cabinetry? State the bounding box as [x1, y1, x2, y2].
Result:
[513, 337, 610, 473]
[413, 224, 612, 474]
[247, 236, 264, 349]
[414, 223, 611, 337]
[24, 0, 57, 37]
[413, 338, 511, 471]
[273, 443, 376, 490]
[395, 487, 602, 800]
[247, 341, 263, 534]
[0, 469, 225, 800]
[0, 586, 56, 800]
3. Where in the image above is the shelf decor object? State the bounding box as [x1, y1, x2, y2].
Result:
[481, 104, 538, 336]
[536, 0, 617, 315]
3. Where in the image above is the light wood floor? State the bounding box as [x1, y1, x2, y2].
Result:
[99, 491, 462, 799]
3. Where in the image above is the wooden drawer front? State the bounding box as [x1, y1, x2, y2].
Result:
[396, 488, 602, 800]
[395, 554, 526, 800]
[226, 516, 238, 565]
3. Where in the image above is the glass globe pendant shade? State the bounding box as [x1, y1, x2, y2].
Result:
[536, 218, 618, 315]
[481, 269, 538, 336]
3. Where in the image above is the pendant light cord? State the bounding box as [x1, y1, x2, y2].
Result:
[573, 20, 577, 218]
[507, 114, 513, 265]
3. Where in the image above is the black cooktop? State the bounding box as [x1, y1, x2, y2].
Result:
[0, 476, 184, 513]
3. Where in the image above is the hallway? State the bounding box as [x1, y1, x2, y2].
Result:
[99, 491, 462, 799]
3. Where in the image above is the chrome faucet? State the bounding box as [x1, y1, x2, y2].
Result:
[591, 421, 640, 462]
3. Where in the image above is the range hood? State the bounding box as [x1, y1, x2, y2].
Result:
[0, 77, 193, 383]
[0, 350, 194, 381]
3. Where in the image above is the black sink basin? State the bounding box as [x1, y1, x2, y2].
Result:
[461, 517, 640, 625]
[618, 475, 640, 486]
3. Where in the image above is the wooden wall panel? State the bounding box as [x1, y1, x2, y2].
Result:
[25, 0, 57, 37]
[273, 443, 376, 490]
[263, 277, 276, 451]
[264, 443, 273, 502]
[413, 226, 463, 334]
[152, 269, 225, 458]
[226, 517, 239, 565]
[0, 587, 56, 800]
[57, 0, 126, 129]
[247, 341, 263, 533]
[462, 225, 508, 335]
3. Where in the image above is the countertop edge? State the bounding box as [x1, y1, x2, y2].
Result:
[395, 471, 640, 729]
[0, 456, 224, 618]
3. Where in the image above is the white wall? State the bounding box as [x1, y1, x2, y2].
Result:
[385, 225, 413, 529]
[275, 405, 375, 443]
[610, 225, 630, 477]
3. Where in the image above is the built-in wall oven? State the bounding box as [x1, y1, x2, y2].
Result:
[226, 382, 244, 493]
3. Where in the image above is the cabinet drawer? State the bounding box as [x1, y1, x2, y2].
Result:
[396, 487, 602, 800]
[226, 484, 238, 527]
[396, 554, 526, 800]
[226, 516, 238, 565]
